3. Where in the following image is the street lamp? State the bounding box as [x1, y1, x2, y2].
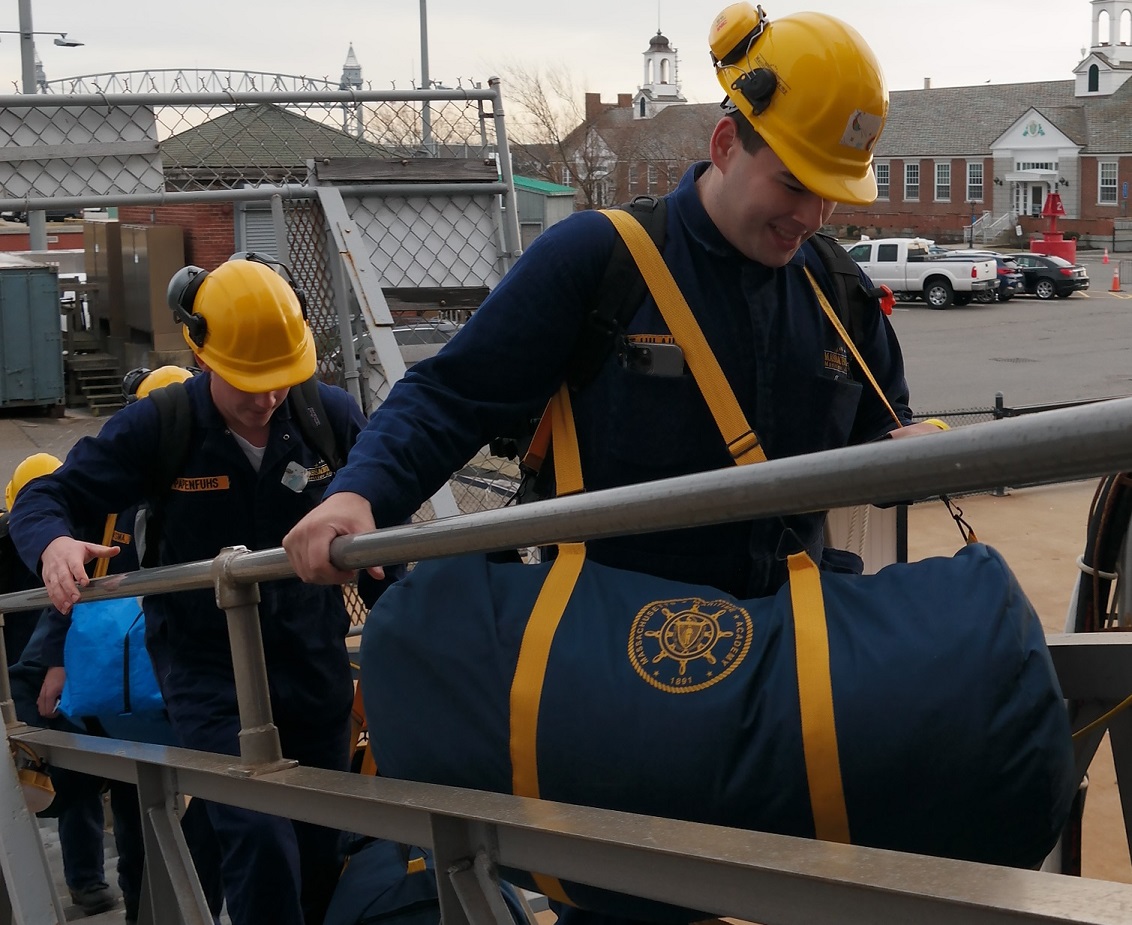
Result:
[0, 32, 84, 47]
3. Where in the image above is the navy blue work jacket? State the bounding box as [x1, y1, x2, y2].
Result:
[10, 372, 367, 720]
[331, 163, 914, 598]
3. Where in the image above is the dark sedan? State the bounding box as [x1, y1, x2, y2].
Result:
[1012, 252, 1090, 299]
[948, 249, 1025, 302]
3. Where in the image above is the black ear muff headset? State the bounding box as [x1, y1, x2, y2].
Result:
[166, 252, 309, 350]
[121, 366, 152, 401]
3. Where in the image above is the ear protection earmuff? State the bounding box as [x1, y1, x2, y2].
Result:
[166, 265, 210, 348]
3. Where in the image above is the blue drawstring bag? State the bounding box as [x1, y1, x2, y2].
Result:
[59, 597, 173, 743]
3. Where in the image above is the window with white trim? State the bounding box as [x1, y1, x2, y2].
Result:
[1100, 161, 1118, 204]
[647, 164, 658, 192]
[875, 162, 889, 199]
[935, 162, 951, 201]
[628, 163, 637, 192]
[904, 163, 919, 201]
[967, 162, 983, 202]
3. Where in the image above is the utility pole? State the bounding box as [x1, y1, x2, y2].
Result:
[18, 0, 46, 250]
[420, 0, 431, 152]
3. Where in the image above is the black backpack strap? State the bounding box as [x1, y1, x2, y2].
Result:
[808, 232, 883, 347]
[288, 376, 347, 472]
[142, 382, 193, 568]
[567, 195, 668, 390]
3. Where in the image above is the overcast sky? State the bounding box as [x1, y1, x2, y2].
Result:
[4, 1, 1102, 102]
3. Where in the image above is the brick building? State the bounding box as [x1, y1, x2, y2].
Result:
[526, 0, 1132, 248]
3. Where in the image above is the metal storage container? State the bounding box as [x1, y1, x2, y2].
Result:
[0, 253, 64, 410]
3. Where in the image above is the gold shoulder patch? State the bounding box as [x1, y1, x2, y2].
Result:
[170, 475, 231, 492]
[111, 530, 132, 545]
[629, 596, 753, 694]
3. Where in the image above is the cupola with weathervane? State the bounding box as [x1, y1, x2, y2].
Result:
[632, 30, 687, 119]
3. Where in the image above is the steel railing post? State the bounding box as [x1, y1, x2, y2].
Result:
[211, 546, 294, 772]
[0, 614, 18, 729]
[432, 815, 514, 925]
[134, 763, 214, 925]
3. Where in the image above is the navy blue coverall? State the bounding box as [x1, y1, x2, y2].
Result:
[11, 372, 369, 925]
[328, 163, 913, 599]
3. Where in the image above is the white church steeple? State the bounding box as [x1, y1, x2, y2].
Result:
[1075, 1, 1132, 95]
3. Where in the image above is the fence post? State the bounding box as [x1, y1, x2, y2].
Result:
[993, 392, 1008, 496]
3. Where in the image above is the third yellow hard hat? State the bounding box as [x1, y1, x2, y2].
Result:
[5, 453, 62, 510]
[709, 3, 888, 205]
[131, 365, 194, 400]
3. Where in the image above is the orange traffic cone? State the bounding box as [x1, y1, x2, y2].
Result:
[1111, 264, 1122, 292]
[1104, 247, 1110, 264]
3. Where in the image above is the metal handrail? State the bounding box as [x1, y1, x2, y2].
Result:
[6, 396, 1132, 618]
[11, 720, 1132, 925]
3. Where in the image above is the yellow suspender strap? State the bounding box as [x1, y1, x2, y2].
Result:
[804, 267, 902, 429]
[509, 385, 585, 903]
[600, 208, 767, 465]
[787, 551, 851, 843]
[91, 514, 116, 581]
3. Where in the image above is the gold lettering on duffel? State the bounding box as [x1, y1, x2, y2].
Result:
[629, 597, 752, 693]
[170, 476, 231, 492]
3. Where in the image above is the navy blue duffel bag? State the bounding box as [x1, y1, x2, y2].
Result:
[361, 542, 1076, 921]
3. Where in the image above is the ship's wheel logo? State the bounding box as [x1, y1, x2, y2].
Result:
[628, 597, 752, 693]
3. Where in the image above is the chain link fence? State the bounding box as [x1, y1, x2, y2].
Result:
[0, 85, 524, 628]
[0, 88, 499, 203]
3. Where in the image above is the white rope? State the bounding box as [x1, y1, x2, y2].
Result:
[1075, 553, 1119, 581]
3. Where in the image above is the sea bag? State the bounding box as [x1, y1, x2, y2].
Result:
[360, 212, 1077, 920]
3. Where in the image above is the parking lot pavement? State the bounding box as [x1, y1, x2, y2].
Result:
[0, 408, 105, 488]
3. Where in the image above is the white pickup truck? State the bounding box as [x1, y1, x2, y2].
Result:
[845, 237, 997, 309]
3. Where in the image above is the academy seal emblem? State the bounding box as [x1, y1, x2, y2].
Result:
[629, 596, 752, 693]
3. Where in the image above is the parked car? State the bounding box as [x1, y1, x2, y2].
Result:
[947, 250, 1025, 302]
[1011, 253, 1090, 299]
[0, 208, 81, 223]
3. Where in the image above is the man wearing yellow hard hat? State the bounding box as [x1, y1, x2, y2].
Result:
[5, 450, 148, 920]
[10, 253, 377, 925]
[286, 3, 937, 591]
[2, 453, 63, 663]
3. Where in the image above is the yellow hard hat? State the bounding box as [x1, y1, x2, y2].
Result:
[166, 258, 316, 392]
[129, 365, 194, 401]
[709, 3, 888, 205]
[5, 452, 62, 510]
